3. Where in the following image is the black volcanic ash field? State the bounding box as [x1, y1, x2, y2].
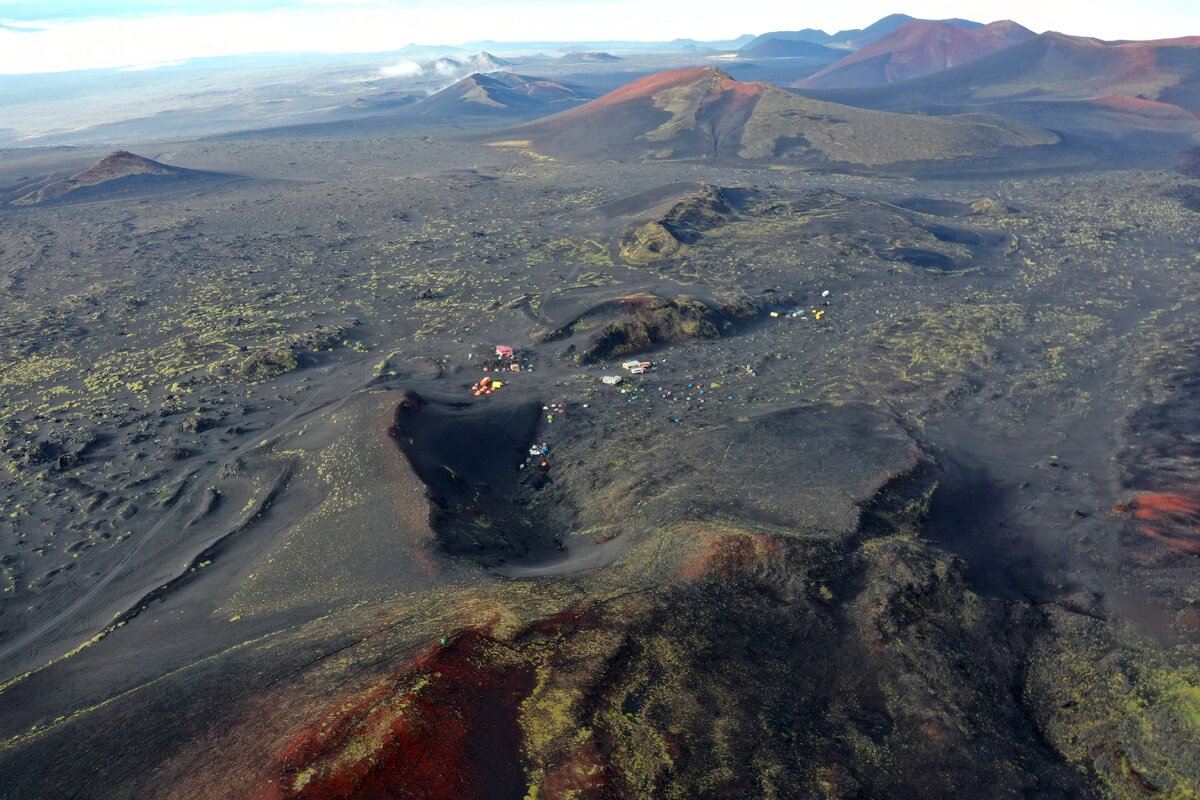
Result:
[0, 118, 1197, 798]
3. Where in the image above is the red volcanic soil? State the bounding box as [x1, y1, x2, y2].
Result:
[997, 33, 1200, 93]
[252, 600, 614, 800]
[243, 523, 796, 800]
[797, 32, 1200, 115]
[498, 64, 1063, 164]
[19, 150, 189, 204]
[73, 150, 175, 180]
[579, 66, 769, 117]
[547, 67, 763, 127]
[1090, 94, 1200, 119]
[49, 150, 176, 191]
[253, 628, 535, 800]
[676, 529, 783, 582]
[539, 741, 607, 800]
[1094, 39, 1164, 88]
[1129, 492, 1200, 556]
[580, 66, 747, 110]
[513, 67, 769, 161]
[798, 20, 1034, 89]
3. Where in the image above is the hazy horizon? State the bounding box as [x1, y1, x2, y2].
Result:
[0, 0, 1196, 75]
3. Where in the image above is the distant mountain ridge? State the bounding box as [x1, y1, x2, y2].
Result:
[741, 13, 984, 50]
[393, 36, 754, 57]
[554, 52, 622, 63]
[788, 31, 1200, 160]
[797, 20, 1035, 89]
[796, 32, 1200, 112]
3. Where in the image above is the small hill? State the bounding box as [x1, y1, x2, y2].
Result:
[536, 289, 767, 363]
[739, 38, 841, 59]
[12, 151, 203, 205]
[554, 51, 622, 64]
[612, 182, 1014, 272]
[742, 14, 984, 51]
[801, 33, 1200, 112]
[348, 90, 422, 112]
[423, 56, 464, 76]
[671, 35, 755, 51]
[463, 51, 510, 72]
[409, 72, 585, 117]
[419, 52, 510, 79]
[741, 28, 834, 48]
[487, 66, 1057, 166]
[798, 20, 1035, 89]
[619, 183, 754, 263]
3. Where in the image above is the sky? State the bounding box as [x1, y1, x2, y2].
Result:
[0, 0, 1197, 74]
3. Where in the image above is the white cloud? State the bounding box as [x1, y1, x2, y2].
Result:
[378, 59, 421, 77]
[429, 59, 461, 77]
[116, 59, 188, 71]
